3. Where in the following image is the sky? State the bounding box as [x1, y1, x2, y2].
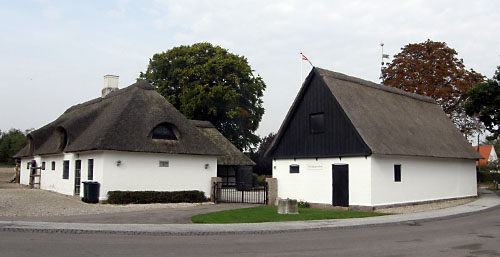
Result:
[1, 0, 499, 140]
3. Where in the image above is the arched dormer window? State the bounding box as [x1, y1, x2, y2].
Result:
[152, 123, 178, 140]
[56, 127, 68, 152]
[27, 135, 34, 156]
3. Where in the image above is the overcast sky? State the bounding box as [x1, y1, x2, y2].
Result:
[1, 0, 499, 139]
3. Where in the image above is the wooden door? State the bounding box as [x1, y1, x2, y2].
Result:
[74, 160, 81, 195]
[332, 164, 349, 207]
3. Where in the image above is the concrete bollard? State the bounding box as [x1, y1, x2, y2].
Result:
[278, 198, 299, 214]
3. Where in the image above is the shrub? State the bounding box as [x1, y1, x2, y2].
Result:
[477, 170, 500, 183]
[298, 201, 310, 208]
[252, 173, 266, 186]
[107, 190, 207, 204]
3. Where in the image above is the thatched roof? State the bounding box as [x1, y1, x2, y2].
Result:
[14, 81, 224, 158]
[267, 67, 481, 160]
[191, 120, 255, 166]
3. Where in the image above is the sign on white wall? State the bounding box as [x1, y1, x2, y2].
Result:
[307, 163, 323, 170]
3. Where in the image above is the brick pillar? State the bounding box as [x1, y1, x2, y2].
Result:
[210, 177, 222, 203]
[266, 178, 278, 206]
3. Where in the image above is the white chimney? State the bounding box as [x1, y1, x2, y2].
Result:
[102, 74, 119, 97]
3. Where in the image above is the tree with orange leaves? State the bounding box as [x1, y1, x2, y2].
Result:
[381, 40, 484, 138]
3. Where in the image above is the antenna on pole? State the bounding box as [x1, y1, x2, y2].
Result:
[380, 42, 390, 83]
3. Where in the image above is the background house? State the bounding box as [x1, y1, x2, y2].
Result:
[267, 67, 481, 207]
[474, 145, 498, 166]
[14, 76, 224, 200]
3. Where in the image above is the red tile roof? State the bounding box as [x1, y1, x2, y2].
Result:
[473, 145, 494, 166]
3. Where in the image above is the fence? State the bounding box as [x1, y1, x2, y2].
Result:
[213, 182, 267, 204]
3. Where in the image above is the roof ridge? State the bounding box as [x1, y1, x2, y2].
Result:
[315, 67, 435, 103]
[64, 81, 154, 114]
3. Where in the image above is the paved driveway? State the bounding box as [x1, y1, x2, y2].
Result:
[0, 167, 256, 224]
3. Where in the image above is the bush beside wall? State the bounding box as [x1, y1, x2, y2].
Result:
[477, 171, 500, 184]
[107, 190, 207, 204]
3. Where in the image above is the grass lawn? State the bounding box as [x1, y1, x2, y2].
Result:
[191, 206, 389, 224]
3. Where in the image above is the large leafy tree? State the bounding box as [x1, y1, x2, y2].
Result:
[139, 43, 266, 150]
[466, 66, 500, 140]
[0, 129, 27, 164]
[381, 40, 484, 138]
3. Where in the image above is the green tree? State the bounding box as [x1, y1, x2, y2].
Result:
[466, 66, 500, 140]
[381, 40, 484, 138]
[139, 43, 266, 150]
[0, 129, 27, 165]
[249, 132, 275, 175]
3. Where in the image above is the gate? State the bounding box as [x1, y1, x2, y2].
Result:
[213, 182, 268, 204]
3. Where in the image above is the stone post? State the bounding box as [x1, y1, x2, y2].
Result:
[210, 177, 222, 203]
[265, 177, 278, 206]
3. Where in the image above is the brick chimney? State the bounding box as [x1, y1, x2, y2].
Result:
[102, 75, 119, 97]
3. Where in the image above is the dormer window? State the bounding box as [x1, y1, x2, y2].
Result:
[56, 127, 68, 152]
[152, 123, 178, 140]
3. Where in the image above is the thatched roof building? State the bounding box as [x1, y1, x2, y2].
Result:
[267, 67, 481, 160]
[15, 81, 223, 158]
[191, 120, 255, 166]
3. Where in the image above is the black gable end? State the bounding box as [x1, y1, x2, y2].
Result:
[271, 70, 371, 159]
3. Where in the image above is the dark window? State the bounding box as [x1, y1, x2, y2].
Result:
[217, 166, 236, 187]
[394, 164, 401, 182]
[63, 160, 69, 179]
[290, 164, 300, 173]
[88, 159, 94, 180]
[26, 162, 30, 170]
[51, 161, 55, 170]
[41, 162, 45, 170]
[310, 113, 325, 134]
[152, 123, 177, 140]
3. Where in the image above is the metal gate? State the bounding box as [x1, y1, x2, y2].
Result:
[213, 182, 268, 204]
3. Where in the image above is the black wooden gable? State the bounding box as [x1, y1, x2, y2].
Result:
[269, 68, 371, 159]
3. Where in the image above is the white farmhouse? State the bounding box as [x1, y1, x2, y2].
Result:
[266, 67, 481, 208]
[14, 76, 229, 200]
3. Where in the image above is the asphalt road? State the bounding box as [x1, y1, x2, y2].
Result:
[1, 206, 500, 257]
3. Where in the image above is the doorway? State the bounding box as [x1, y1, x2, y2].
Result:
[332, 164, 349, 207]
[74, 160, 81, 195]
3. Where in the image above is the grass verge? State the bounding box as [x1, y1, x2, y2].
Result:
[191, 206, 389, 224]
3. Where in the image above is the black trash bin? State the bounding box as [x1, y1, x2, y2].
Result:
[82, 181, 100, 203]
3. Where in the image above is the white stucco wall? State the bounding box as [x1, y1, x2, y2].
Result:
[274, 155, 477, 207]
[19, 158, 32, 185]
[273, 156, 372, 205]
[488, 148, 498, 163]
[370, 155, 477, 206]
[100, 151, 217, 200]
[20, 151, 217, 200]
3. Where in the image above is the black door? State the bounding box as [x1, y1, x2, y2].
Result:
[332, 164, 349, 207]
[74, 160, 81, 195]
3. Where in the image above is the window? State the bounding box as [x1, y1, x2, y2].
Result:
[217, 166, 236, 187]
[394, 164, 401, 182]
[159, 161, 169, 167]
[63, 160, 69, 179]
[51, 161, 56, 170]
[88, 159, 94, 180]
[290, 164, 300, 173]
[41, 162, 45, 170]
[152, 123, 177, 140]
[310, 113, 325, 134]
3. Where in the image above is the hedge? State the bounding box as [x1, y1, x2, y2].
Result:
[107, 190, 207, 204]
[477, 171, 500, 184]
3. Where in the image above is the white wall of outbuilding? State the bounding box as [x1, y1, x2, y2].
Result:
[273, 155, 477, 207]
